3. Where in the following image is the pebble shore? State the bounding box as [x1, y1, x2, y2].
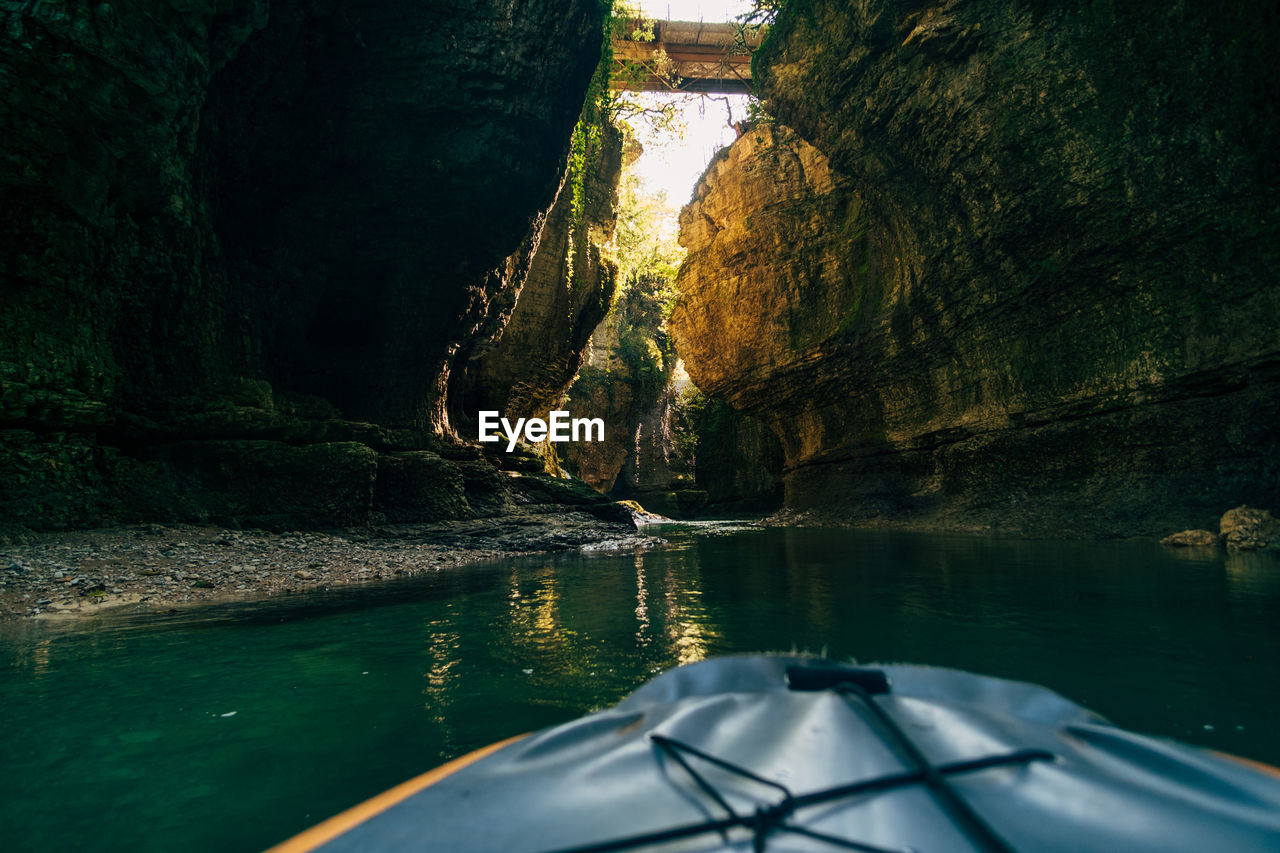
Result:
[0, 512, 660, 619]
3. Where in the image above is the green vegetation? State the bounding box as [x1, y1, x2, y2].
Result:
[612, 169, 684, 308]
[559, 5, 780, 491]
[668, 385, 712, 464]
[566, 3, 689, 293]
[607, 161, 687, 399]
[739, 0, 791, 83]
[565, 1, 619, 290]
[738, 0, 790, 26]
[610, 5, 675, 94]
[562, 140, 686, 464]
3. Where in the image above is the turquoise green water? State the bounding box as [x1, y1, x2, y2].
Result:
[2, 525, 1279, 852]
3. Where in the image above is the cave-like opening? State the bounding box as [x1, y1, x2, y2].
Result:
[545, 1, 785, 517]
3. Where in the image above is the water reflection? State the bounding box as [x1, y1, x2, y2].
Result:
[7, 636, 52, 677]
[1224, 549, 1280, 600]
[659, 553, 718, 665]
[782, 535, 835, 640]
[422, 608, 461, 733]
[634, 554, 651, 647]
[1, 527, 1278, 853]
[528, 566, 562, 652]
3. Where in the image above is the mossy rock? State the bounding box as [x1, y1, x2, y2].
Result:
[373, 451, 474, 523]
[510, 473, 633, 523]
[673, 489, 710, 517]
[142, 440, 378, 529]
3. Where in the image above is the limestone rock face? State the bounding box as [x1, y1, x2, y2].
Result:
[685, 396, 784, 515]
[671, 123, 870, 514]
[0, 0, 607, 531]
[455, 117, 625, 433]
[1220, 506, 1280, 551]
[204, 0, 605, 430]
[612, 372, 698, 514]
[586, 369, 782, 518]
[671, 1, 1279, 534]
[672, 123, 868, 440]
[561, 316, 637, 492]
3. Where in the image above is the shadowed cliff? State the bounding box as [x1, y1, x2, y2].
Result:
[454, 113, 625, 437]
[0, 0, 623, 532]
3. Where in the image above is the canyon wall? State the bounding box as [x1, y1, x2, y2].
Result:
[675, 0, 1280, 535]
[0, 0, 621, 533]
[569, 267, 783, 517]
[673, 124, 858, 516]
[561, 285, 659, 495]
[455, 115, 625, 436]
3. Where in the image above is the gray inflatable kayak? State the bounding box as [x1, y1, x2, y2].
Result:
[272, 655, 1280, 852]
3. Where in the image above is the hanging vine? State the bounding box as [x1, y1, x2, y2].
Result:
[565, 0, 618, 300]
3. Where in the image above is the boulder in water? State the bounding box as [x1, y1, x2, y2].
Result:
[1159, 529, 1219, 547]
[1220, 506, 1280, 551]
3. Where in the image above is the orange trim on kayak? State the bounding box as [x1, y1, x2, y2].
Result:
[265, 733, 528, 853]
[1211, 750, 1280, 781]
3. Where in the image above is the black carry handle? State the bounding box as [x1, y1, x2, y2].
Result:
[785, 664, 890, 695]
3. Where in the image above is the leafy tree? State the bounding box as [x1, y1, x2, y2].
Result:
[612, 165, 684, 305]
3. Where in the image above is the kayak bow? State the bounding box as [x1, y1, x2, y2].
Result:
[273, 655, 1280, 852]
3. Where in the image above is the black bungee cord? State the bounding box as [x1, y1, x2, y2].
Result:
[540, 712, 1052, 853]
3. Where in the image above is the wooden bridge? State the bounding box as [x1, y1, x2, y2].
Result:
[611, 19, 763, 95]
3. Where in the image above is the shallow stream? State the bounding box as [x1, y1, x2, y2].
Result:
[3, 524, 1278, 852]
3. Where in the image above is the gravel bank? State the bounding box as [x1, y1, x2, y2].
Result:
[0, 512, 661, 620]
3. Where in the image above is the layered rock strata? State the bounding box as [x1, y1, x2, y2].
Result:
[0, 1, 617, 532]
[675, 7, 1280, 542]
[561, 314, 638, 492]
[673, 123, 862, 516]
[750, 1, 1280, 535]
[609, 369, 700, 516]
[455, 117, 625, 433]
[686, 396, 784, 515]
[606, 363, 784, 518]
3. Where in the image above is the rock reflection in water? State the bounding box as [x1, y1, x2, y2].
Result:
[1, 526, 1277, 853]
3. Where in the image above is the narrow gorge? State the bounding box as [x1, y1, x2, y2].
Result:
[4, 4, 1280, 851]
[3, 0, 1278, 546]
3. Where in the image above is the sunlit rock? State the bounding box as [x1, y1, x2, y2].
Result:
[669, 0, 1280, 535]
[455, 116, 626, 434]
